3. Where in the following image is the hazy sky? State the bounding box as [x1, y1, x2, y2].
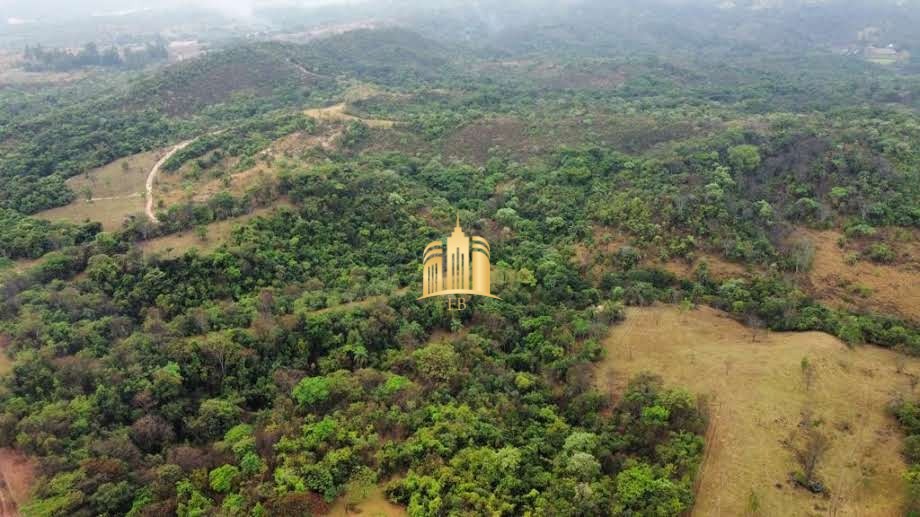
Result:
[1, 0, 367, 21]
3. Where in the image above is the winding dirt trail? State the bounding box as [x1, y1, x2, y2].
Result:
[146, 140, 193, 223]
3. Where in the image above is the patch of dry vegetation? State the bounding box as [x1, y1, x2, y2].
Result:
[139, 204, 289, 257]
[576, 225, 751, 284]
[67, 151, 158, 198]
[327, 484, 406, 516]
[37, 196, 144, 231]
[794, 228, 920, 322]
[34, 150, 163, 230]
[0, 50, 87, 86]
[476, 59, 627, 90]
[305, 102, 395, 129]
[442, 114, 719, 164]
[600, 305, 916, 517]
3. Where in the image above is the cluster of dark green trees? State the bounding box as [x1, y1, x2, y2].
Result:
[0, 209, 99, 260]
[22, 41, 168, 72]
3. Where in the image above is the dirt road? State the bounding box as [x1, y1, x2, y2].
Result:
[146, 140, 193, 223]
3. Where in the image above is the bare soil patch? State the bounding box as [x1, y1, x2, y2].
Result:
[657, 252, 751, 280]
[0, 448, 36, 516]
[600, 305, 916, 516]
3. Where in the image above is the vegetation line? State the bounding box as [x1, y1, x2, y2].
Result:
[83, 193, 143, 202]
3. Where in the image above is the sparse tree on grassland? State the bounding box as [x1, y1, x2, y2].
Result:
[801, 356, 816, 391]
[785, 412, 829, 491]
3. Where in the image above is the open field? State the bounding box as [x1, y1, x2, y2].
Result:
[37, 195, 145, 231]
[34, 150, 163, 231]
[305, 103, 395, 129]
[67, 151, 158, 198]
[600, 305, 917, 517]
[797, 229, 920, 322]
[327, 485, 406, 517]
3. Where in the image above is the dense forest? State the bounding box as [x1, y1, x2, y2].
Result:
[0, 0, 919, 515]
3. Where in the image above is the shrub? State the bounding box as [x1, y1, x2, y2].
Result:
[865, 243, 895, 263]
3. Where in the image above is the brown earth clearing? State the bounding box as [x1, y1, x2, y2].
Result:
[37, 195, 144, 232]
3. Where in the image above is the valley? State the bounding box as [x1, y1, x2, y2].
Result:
[0, 2, 918, 516]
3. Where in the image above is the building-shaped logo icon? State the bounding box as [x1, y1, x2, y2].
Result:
[419, 215, 499, 300]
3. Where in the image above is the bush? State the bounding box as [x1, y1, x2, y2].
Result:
[865, 243, 896, 263]
[905, 435, 920, 464]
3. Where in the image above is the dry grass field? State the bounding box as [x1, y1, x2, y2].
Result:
[35, 150, 161, 230]
[67, 151, 158, 198]
[797, 229, 920, 322]
[600, 305, 917, 517]
[304, 102, 395, 129]
[327, 485, 406, 517]
[37, 195, 145, 231]
[156, 160, 276, 207]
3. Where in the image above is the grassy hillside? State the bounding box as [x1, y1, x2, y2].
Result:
[601, 305, 915, 516]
